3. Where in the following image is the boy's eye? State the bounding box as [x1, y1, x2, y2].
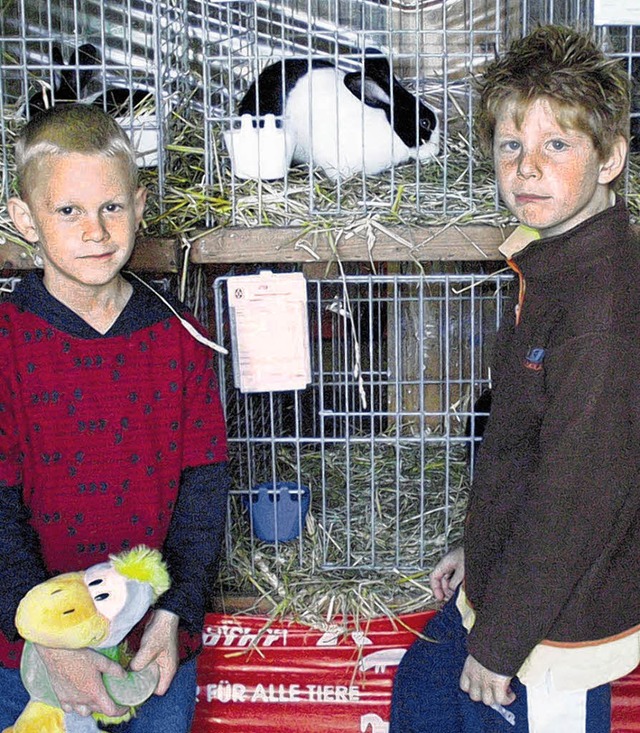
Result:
[58, 206, 75, 216]
[104, 203, 124, 213]
[498, 140, 520, 153]
[550, 139, 568, 151]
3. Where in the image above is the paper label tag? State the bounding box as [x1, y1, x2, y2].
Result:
[227, 271, 311, 393]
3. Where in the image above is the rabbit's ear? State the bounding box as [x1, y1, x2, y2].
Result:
[49, 45, 66, 98]
[343, 71, 391, 111]
[76, 43, 99, 91]
[56, 44, 81, 100]
[78, 43, 100, 65]
[51, 45, 65, 66]
[362, 54, 392, 78]
[57, 43, 97, 100]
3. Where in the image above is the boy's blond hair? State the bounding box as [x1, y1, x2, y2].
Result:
[475, 25, 631, 161]
[15, 103, 138, 199]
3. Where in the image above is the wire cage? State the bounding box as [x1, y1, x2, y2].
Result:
[1, 0, 639, 239]
[199, 0, 512, 226]
[213, 270, 513, 614]
[191, 0, 640, 227]
[0, 0, 190, 232]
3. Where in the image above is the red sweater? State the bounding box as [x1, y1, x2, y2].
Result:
[0, 273, 228, 667]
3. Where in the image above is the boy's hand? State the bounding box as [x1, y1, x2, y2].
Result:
[35, 645, 129, 718]
[129, 609, 179, 695]
[459, 654, 515, 707]
[429, 546, 465, 601]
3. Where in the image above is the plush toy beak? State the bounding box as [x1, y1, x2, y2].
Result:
[83, 561, 154, 649]
[15, 572, 110, 649]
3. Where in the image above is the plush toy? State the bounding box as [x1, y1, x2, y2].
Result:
[3, 545, 170, 733]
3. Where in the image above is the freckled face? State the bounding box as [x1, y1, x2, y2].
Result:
[19, 152, 146, 295]
[493, 97, 625, 238]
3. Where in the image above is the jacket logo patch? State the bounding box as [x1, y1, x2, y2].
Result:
[524, 347, 545, 371]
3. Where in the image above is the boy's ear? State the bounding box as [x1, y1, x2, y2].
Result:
[134, 186, 147, 231]
[598, 136, 628, 185]
[7, 197, 40, 243]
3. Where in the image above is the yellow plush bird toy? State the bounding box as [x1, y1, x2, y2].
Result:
[3, 546, 170, 733]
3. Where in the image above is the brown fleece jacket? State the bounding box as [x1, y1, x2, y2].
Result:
[465, 198, 640, 677]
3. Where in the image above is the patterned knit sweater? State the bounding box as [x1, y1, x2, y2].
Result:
[0, 272, 228, 667]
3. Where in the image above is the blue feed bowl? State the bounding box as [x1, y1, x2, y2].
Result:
[244, 481, 311, 542]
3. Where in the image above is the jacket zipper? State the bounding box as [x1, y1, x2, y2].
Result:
[507, 258, 526, 326]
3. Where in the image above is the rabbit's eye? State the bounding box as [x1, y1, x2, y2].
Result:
[419, 118, 433, 132]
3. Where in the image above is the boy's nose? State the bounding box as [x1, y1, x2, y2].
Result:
[82, 214, 109, 243]
[516, 149, 541, 179]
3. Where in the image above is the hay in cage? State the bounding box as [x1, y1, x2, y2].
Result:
[132, 87, 511, 239]
[146, 93, 640, 234]
[216, 437, 471, 627]
[200, 80, 506, 228]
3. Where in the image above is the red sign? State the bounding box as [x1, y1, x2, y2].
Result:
[194, 611, 640, 732]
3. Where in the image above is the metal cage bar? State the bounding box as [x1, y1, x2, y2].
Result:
[213, 270, 514, 583]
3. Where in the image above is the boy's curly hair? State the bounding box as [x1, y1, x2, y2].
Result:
[475, 25, 630, 160]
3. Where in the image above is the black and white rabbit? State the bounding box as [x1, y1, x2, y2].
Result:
[82, 44, 154, 116]
[235, 53, 440, 179]
[27, 43, 97, 116]
[28, 43, 153, 118]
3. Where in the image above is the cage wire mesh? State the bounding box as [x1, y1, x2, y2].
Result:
[201, 0, 514, 226]
[0, 0, 192, 239]
[176, 0, 640, 226]
[1, 0, 640, 243]
[213, 270, 513, 618]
